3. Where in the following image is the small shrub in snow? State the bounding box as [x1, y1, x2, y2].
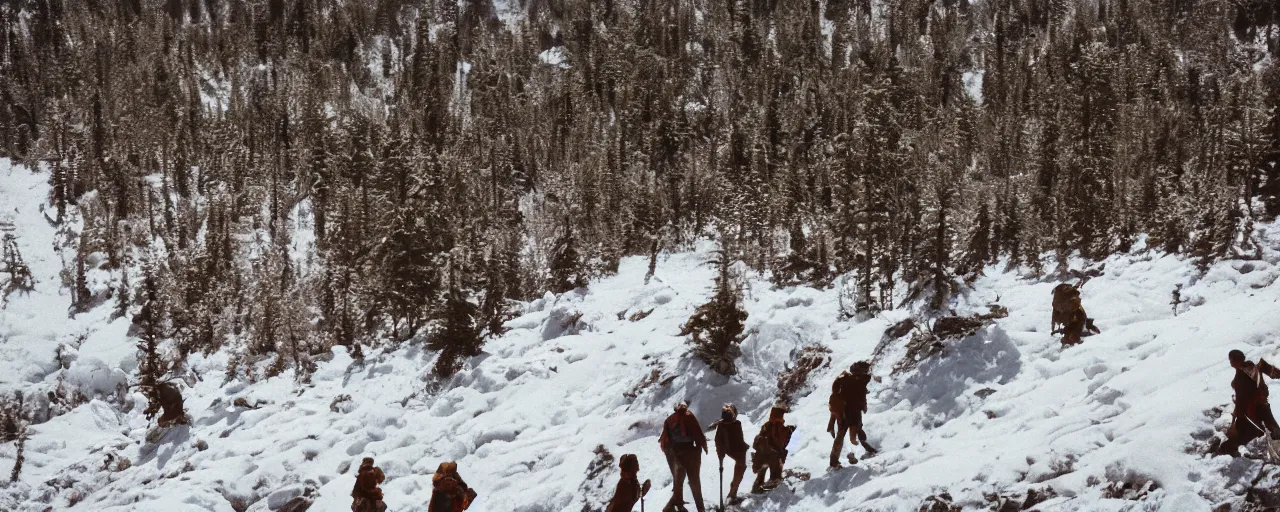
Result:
[775, 345, 832, 407]
[681, 253, 748, 376]
[918, 491, 962, 512]
[575, 445, 616, 510]
[329, 394, 353, 413]
[1099, 463, 1159, 500]
[623, 366, 664, 400]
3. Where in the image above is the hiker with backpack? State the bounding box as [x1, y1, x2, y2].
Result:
[659, 400, 708, 512]
[605, 454, 652, 512]
[751, 405, 795, 494]
[828, 361, 878, 468]
[1217, 350, 1280, 457]
[351, 457, 387, 512]
[1051, 283, 1100, 346]
[707, 403, 748, 503]
[428, 461, 477, 512]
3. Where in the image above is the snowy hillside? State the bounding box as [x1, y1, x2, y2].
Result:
[3, 159, 1280, 511]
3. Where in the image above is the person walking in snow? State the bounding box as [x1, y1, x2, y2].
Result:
[153, 382, 187, 427]
[605, 453, 652, 512]
[750, 405, 795, 494]
[1218, 350, 1280, 457]
[351, 457, 387, 512]
[429, 461, 477, 512]
[828, 361, 878, 468]
[659, 400, 708, 512]
[1051, 283, 1099, 346]
[707, 403, 749, 502]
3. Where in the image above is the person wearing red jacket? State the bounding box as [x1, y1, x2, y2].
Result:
[659, 400, 708, 512]
[1219, 350, 1280, 456]
[351, 457, 387, 512]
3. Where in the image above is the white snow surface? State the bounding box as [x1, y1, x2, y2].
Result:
[2, 159, 1280, 510]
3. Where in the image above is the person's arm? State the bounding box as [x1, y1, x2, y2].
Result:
[691, 415, 709, 452]
[1261, 359, 1280, 379]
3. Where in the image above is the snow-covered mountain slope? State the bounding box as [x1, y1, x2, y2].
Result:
[3, 159, 1280, 511]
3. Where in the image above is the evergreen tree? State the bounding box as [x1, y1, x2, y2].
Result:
[547, 216, 587, 294]
[428, 276, 483, 379]
[133, 263, 167, 422]
[681, 252, 748, 376]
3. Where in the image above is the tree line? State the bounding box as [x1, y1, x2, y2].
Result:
[1, 0, 1278, 396]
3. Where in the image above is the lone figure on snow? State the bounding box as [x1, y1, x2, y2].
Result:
[1051, 283, 1099, 346]
[1218, 350, 1280, 457]
[351, 457, 387, 512]
[429, 461, 477, 512]
[829, 361, 878, 468]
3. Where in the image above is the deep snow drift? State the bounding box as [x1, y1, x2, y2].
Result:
[3, 159, 1280, 511]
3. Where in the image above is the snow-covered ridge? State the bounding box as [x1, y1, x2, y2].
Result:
[3, 160, 1280, 511]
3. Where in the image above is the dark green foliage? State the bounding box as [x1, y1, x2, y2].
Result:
[428, 279, 484, 379]
[682, 253, 748, 376]
[548, 218, 587, 294]
[0, 0, 1272, 371]
[133, 263, 167, 421]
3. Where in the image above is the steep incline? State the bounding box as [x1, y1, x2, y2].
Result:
[3, 160, 1280, 511]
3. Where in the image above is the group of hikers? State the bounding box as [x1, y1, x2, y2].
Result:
[327, 281, 1276, 511]
[605, 360, 878, 512]
[350, 458, 476, 512]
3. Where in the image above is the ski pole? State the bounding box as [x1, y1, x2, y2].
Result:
[719, 461, 724, 511]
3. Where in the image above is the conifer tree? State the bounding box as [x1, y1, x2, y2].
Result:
[547, 216, 586, 294]
[133, 264, 167, 422]
[429, 273, 484, 379]
[681, 252, 748, 376]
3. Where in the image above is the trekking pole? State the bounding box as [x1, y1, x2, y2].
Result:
[719, 461, 724, 511]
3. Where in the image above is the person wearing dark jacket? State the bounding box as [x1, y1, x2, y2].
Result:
[829, 361, 878, 467]
[351, 457, 387, 512]
[1218, 350, 1280, 456]
[751, 405, 794, 494]
[659, 400, 708, 512]
[605, 453, 652, 512]
[429, 461, 477, 512]
[707, 403, 748, 502]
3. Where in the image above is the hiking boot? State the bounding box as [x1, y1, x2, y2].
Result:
[751, 484, 766, 494]
[829, 460, 842, 469]
[847, 453, 859, 464]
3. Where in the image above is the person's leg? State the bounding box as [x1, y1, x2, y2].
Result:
[770, 460, 782, 482]
[1221, 419, 1264, 456]
[752, 459, 767, 491]
[728, 454, 746, 499]
[683, 451, 705, 512]
[665, 449, 685, 511]
[830, 421, 848, 466]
